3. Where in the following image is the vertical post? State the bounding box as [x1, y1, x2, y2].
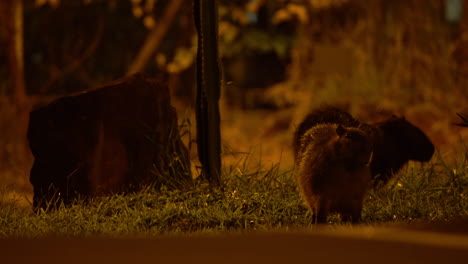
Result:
[193, 0, 222, 186]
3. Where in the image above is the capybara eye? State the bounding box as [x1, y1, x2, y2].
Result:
[336, 124, 346, 136]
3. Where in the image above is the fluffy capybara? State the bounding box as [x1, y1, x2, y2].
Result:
[293, 106, 361, 159]
[295, 124, 373, 223]
[294, 106, 434, 187]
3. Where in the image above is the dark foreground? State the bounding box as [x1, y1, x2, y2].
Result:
[2, 227, 468, 264]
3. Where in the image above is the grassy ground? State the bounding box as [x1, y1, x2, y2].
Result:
[0, 146, 466, 238]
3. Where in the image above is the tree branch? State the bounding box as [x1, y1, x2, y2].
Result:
[126, 0, 184, 75]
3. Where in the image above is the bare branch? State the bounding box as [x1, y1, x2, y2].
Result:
[127, 0, 184, 75]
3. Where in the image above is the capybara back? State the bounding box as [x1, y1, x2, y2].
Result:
[295, 124, 373, 223]
[294, 106, 434, 187]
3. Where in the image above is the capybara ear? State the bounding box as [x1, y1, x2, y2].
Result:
[336, 124, 346, 137]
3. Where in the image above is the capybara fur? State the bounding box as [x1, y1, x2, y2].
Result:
[370, 115, 435, 185]
[293, 106, 361, 159]
[295, 124, 373, 223]
[294, 106, 434, 187]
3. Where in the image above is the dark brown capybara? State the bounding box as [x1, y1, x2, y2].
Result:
[294, 106, 435, 187]
[370, 115, 434, 186]
[295, 124, 373, 223]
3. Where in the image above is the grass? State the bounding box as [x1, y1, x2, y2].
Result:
[0, 147, 467, 238]
[365, 150, 468, 223]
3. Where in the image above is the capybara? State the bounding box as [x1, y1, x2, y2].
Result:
[293, 106, 361, 159]
[295, 124, 373, 223]
[370, 115, 434, 185]
[294, 106, 434, 187]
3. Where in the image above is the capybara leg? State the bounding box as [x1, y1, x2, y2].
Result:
[316, 214, 328, 223]
[340, 201, 362, 223]
[341, 213, 361, 223]
[315, 199, 330, 224]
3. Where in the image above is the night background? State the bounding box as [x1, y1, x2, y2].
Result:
[0, 0, 467, 243]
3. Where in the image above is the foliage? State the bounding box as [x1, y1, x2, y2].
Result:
[6, 0, 464, 98]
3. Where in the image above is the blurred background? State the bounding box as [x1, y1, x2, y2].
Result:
[0, 0, 467, 207]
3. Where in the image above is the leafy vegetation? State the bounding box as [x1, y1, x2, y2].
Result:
[1, 148, 466, 238]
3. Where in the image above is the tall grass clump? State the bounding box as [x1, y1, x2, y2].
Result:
[364, 146, 468, 223]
